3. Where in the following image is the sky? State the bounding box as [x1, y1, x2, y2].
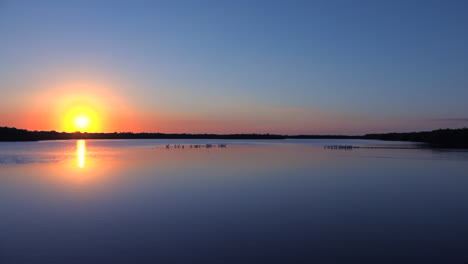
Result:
[1, 0, 468, 134]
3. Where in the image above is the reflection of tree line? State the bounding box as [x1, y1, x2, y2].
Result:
[1, 126, 467, 148]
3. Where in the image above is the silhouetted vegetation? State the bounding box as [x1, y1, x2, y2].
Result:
[0, 127, 285, 141]
[1, 126, 467, 148]
[363, 128, 468, 148]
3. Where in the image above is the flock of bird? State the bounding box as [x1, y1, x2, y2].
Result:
[162, 143, 355, 150]
[165, 143, 227, 149]
[323, 145, 357, 150]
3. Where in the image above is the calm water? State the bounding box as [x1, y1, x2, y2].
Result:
[1, 139, 468, 264]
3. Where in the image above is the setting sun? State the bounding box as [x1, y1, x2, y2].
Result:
[74, 116, 90, 129]
[62, 106, 100, 132]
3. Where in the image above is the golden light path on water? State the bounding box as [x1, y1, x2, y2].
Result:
[76, 140, 86, 168]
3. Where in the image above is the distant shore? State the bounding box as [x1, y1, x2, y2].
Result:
[1, 126, 467, 148]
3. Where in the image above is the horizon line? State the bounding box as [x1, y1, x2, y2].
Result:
[2, 125, 467, 137]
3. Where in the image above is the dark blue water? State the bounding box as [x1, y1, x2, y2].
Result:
[1, 139, 468, 263]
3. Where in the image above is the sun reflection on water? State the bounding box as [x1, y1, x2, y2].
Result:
[76, 140, 86, 168]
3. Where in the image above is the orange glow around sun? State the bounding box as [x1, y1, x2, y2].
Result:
[25, 79, 140, 133]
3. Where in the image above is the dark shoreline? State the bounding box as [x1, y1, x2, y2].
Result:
[1, 126, 467, 148]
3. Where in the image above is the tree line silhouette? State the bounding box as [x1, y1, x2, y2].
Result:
[0, 127, 284, 141]
[1, 126, 467, 148]
[362, 128, 468, 147]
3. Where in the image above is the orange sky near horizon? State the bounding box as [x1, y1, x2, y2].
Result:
[0, 77, 461, 135]
[0, 83, 448, 136]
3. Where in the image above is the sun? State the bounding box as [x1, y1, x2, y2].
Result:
[62, 106, 100, 132]
[74, 116, 90, 129]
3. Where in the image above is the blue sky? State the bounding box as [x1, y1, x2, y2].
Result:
[1, 0, 467, 134]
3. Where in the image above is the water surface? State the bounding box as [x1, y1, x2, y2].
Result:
[1, 139, 468, 264]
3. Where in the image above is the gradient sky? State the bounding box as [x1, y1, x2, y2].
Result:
[1, 0, 468, 134]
